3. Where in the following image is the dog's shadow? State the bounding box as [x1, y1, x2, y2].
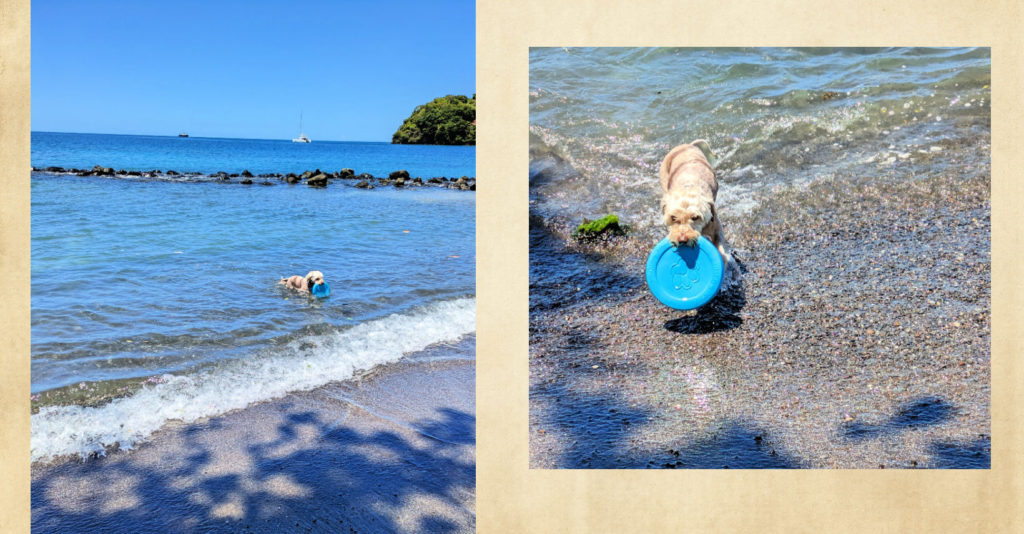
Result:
[664, 257, 747, 335]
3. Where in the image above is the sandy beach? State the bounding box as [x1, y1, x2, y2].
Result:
[530, 167, 990, 469]
[32, 336, 476, 532]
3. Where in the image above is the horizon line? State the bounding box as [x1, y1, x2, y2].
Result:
[31, 130, 398, 144]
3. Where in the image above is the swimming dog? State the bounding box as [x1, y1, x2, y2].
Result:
[280, 270, 325, 292]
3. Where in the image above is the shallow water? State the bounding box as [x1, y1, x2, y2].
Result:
[530, 47, 990, 234]
[31, 135, 475, 462]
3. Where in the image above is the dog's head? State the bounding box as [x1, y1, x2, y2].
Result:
[305, 270, 325, 287]
[659, 139, 719, 247]
[662, 190, 714, 247]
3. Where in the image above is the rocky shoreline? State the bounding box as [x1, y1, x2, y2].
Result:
[31, 165, 476, 191]
[530, 168, 991, 469]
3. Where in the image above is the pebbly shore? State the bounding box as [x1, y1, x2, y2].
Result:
[529, 169, 991, 469]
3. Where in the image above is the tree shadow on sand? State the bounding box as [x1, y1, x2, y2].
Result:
[532, 315, 799, 469]
[529, 217, 644, 314]
[841, 396, 956, 441]
[535, 378, 799, 469]
[927, 437, 990, 469]
[32, 404, 475, 533]
[836, 395, 989, 468]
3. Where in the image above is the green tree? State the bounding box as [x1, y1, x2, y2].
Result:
[392, 94, 476, 145]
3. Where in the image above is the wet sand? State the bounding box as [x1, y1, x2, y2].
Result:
[32, 336, 476, 532]
[530, 169, 990, 469]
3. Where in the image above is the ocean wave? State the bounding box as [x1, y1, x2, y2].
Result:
[30, 297, 476, 463]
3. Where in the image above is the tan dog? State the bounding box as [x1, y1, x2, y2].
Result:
[660, 140, 731, 264]
[279, 270, 325, 292]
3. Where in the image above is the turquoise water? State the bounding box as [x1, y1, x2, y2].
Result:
[32, 131, 476, 178]
[31, 134, 475, 462]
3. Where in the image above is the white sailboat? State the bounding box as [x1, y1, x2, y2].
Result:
[292, 112, 311, 143]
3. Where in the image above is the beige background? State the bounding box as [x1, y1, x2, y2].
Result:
[3, 0, 1023, 531]
[1, 0, 31, 531]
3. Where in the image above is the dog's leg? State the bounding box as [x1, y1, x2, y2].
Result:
[703, 219, 733, 266]
[717, 243, 733, 266]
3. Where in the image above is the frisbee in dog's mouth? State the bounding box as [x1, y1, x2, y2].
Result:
[311, 282, 331, 298]
[646, 237, 723, 310]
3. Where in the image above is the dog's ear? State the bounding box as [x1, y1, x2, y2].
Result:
[708, 201, 717, 222]
[659, 156, 672, 192]
[691, 139, 718, 168]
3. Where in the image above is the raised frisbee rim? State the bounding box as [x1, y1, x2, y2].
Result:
[645, 236, 724, 310]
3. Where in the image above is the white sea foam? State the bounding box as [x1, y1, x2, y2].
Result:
[31, 297, 476, 463]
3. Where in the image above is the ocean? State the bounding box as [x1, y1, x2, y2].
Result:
[30, 132, 476, 463]
[32, 131, 475, 178]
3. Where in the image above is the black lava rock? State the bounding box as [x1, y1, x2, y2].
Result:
[307, 173, 329, 187]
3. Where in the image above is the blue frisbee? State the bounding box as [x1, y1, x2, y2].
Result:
[310, 281, 331, 298]
[645, 236, 724, 310]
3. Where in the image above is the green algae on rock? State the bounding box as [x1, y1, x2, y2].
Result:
[573, 214, 627, 240]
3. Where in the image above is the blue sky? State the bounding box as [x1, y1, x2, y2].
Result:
[31, 1, 475, 141]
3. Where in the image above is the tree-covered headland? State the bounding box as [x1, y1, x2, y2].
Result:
[392, 94, 475, 145]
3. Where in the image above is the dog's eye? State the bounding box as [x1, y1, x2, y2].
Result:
[670, 216, 678, 223]
[691, 214, 702, 221]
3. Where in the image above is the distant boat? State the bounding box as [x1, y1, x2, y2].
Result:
[178, 132, 189, 138]
[292, 112, 311, 143]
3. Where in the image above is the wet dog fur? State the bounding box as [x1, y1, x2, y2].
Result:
[659, 140, 732, 265]
[280, 270, 325, 292]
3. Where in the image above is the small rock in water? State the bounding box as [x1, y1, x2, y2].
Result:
[306, 173, 329, 187]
